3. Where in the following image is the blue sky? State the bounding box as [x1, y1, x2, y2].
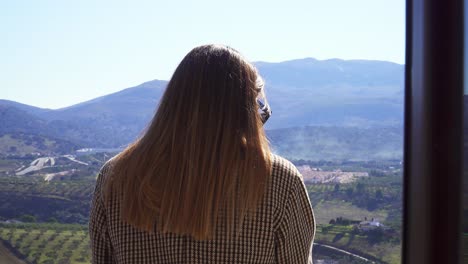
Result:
[1, 0, 405, 109]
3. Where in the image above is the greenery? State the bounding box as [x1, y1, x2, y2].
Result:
[297, 160, 402, 263]
[304, 167, 403, 228]
[0, 223, 90, 264]
[314, 224, 401, 264]
[0, 175, 96, 224]
[0, 133, 79, 156]
[0, 222, 401, 264]
[0, 157, 403, 263]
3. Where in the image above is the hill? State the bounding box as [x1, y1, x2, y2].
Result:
[256, 58, 404, 128]
[0, 105, 50, 136]
[0, 134, 79, 157]
[0, 105, 80, 155]
[0, 58, 404, 152]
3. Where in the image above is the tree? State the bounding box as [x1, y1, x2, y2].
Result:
[8, 146, 17, 152]
[375, 189, 384, 199]
[369, 169, 386, 177]
[366, 199, 379, 211]
[46, 217, 58, 223]
[334, 184, 340, 193]
[321, 225, 331, 234]
[19, 214, 36, 223]
[367, 227, 385, 244]
[356, 182, 365, 193]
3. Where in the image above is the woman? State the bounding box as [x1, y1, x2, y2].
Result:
[89, 44, 315, 263]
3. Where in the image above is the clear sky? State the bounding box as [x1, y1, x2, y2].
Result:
[1, 0, 405, 109]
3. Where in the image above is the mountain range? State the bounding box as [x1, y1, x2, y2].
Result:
[0, 58, 405, 160]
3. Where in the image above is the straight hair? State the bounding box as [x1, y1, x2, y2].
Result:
[103, 44, 272, 240]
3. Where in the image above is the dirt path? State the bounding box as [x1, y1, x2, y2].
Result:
[16, 157, 52, 176]
[0, 241, 27, 264]
[314, 242, 375, 263]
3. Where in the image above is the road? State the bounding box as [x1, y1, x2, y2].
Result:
[314, 242, 375, 263]
[0, 241, 27, 264]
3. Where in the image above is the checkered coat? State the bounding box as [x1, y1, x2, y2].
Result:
[89, 154, 315, 263]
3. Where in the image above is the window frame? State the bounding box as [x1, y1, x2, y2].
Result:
[403, 0, 464, 263]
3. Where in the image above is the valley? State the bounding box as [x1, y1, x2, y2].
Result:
[0, 58, 407, 263]
[0, 150, 403, 263]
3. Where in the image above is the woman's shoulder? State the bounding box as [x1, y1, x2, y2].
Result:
[95, 154, 119, 187]
[268, 154, 311, 228]
[270, 153, 305, 189]
[99, 154, 119, 174]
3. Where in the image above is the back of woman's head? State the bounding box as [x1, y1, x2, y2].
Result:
[104, 44, 272, 240]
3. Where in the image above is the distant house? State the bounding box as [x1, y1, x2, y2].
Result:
[297, 165, 369, 184]
[358, 218, 383, 231]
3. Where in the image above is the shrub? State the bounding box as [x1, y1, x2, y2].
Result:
[20, 214, 36, 223]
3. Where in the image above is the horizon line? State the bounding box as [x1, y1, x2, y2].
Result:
[1, 56, 405, 110]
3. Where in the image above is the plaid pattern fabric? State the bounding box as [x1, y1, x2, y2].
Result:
[89, 154, 315, 263]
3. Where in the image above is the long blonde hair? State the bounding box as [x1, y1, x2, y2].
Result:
[103, 44, 272, 240]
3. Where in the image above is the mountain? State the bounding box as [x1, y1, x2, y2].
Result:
[0, 99, 51, 116]
[256, 58, 404, 128]
[39, 80, 167, 147]
[39, 79, 167, 121]
[0, 105, 80, 155]
[0, 104, 51, 136]
[0, 58, 405, 156]
[0, 80, 167, 147]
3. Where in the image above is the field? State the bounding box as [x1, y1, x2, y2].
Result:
[0, 241, 26, 264]
[303, 164, 403, 263]
[0, 157, 403, 263]
[314, 224, 401, 263]
[313, 200, 389, 225]
[0, 175, 95, 224]
[0, 222, 402, 264]
[0, 223, 90, 264]
[307, 175, 402, 225]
